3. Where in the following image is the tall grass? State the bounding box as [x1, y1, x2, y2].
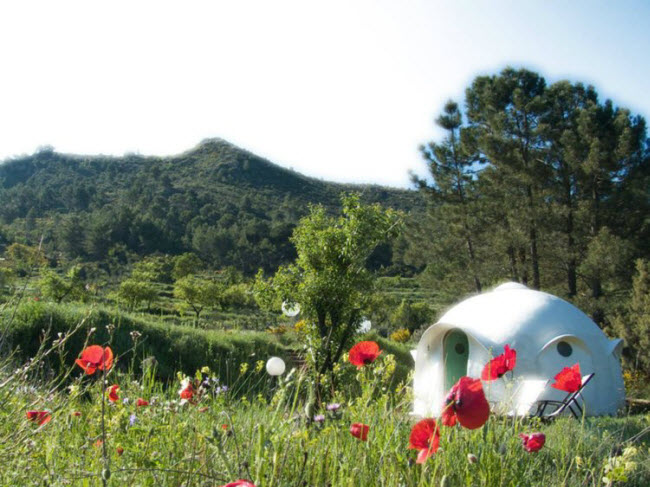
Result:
[1, 346, 648, 486]
[1, 294, 648, 486]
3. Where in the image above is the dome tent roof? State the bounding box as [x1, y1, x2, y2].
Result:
[435, 283, 607, 355]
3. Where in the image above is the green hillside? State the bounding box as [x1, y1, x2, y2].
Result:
[0, 139, 422, 274]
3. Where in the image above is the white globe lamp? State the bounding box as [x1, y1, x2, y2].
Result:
[266, 357, 286, 376]
[281, 301, 300, 317]
[358, 318, 372, 333]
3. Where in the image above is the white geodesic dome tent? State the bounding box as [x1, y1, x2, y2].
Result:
[412, 283, 625, 417]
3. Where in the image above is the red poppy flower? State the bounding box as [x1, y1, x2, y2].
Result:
[75, 345, 114, 375]
[519, 432, 546, 453]
[408, 418, 441, 464]
[116, 446, 124, 456]
[72, 411, 82, 417]
[26, 411, 51, 426]
[220, 481, 255, 487]
[441, 377, 490, 430]
[136, 398, 149, 407]
[551, 363, 581, 393]
[481, 344, 517, 381]
[221, 424, 229, 430]
[107, 384, 120, 403]
[348, 341, 381, 368]
[179, 381, 194, 400]
[349, 422, 370, 441]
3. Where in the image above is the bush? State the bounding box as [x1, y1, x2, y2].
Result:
[389, 328, 411, 343]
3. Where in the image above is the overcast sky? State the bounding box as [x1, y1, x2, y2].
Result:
[1, 0, 648, 188]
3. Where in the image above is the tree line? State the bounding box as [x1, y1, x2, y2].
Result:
[410, 67, 649, 372]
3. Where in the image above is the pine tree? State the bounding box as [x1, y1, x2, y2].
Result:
[415, 100, 485, 293]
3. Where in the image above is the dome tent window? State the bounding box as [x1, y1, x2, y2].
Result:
[557, 341, 573, 357]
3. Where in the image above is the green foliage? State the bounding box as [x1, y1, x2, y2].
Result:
[1, 300, 289, 382]
[4, 242, 47, 275]
[173, 275, 225, 320]
[613, 259, 650, 375]
[0, 265, 14, 296]
[0, 139, 418, 275]
[117, 278, 158, 311]
[38, 264, 87, 303]
[255, 194, 402, 392]
[172, 252, 203, 279]
[413, 67, 649, 327]
[390, 299, 434, 334]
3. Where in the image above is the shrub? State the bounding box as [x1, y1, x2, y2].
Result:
[389, 328, 411, 343]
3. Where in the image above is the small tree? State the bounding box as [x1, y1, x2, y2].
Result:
[172, 253, 203, 280]
[5, 243, 47, 276]
[117, 278, 157, 311]
[39, 265, 86, 303]
[173, 276, 224, 322]
[255, 194, 401, 401]
[0, 266, 15, 297]
[613, 259, 650, 375]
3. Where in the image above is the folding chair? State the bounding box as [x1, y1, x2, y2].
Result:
[534, 373, 594, 420]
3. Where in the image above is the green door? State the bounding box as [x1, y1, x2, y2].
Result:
[443, 329, 469, 391]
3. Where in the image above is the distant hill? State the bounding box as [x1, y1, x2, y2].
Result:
[0, 139, 422, 274]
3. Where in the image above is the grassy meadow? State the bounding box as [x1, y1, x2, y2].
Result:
[1, 311, 649, 487]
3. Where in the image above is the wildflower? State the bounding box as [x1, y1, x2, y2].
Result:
[348, 341, 382, 368]
[221, 424, 228, 430]
[94, 439, 103, 448]
[26, 411, 51, 426]
[129, 414, 137, 426]
[441, 376, 490, 430]
[107, 384, 120, 403]
[116, 447, 124, 456]
[72, 411, 82, 417]
[326, 403, 341, 412]
[314, 414, 325, 423]
[481, 344, 517, 380]
[408, 418, 440, 464]
[551, 363, 581, 393]
[136, 398, 149, 407]
[220, 481, 256, 487]
[519, 432, 546, 453]
[349, 423, 370, 441]
[122, 398, 130, 405]
[75, 345, 114, 375]
[178, 378, 194, 401]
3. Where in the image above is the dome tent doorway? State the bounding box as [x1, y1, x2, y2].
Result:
[443, 329, 469, 391]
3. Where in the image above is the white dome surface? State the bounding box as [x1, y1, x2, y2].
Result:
[414, 285, 625, 416]
[436, 287, 605, 352]
[493, 282, 529, 291]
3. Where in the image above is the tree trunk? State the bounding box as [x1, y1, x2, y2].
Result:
[526, 185, 541, 289]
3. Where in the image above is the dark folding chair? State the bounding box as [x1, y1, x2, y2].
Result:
[534, 373, 595, 420]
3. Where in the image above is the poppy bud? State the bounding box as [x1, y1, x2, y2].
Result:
[102, 467, 111, 480]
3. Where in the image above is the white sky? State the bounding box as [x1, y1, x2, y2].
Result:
[1, 0, 648, 188]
